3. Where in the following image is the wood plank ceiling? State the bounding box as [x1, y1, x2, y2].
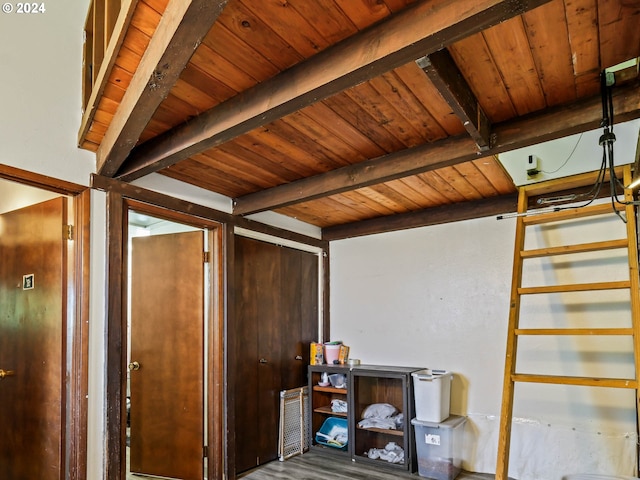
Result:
[80, 0, 640, 239]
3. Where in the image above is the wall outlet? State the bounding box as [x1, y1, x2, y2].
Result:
[527, 154, 540, 179]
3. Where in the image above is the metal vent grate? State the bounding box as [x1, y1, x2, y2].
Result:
[278, 386, 309, 461]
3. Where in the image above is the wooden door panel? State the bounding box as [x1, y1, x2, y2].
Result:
[130, 230, 204, 480]
[232, 237, 261, 473]
[0, 197, 67, 479]
[232, 236, 320, 474]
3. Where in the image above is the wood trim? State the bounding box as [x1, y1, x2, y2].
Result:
[115, 0, 553, 181]
[68, 189, 91, 480]
[96, 0, 230, 176]
[0, 164, 86, 195]
[90, 174, 327, 249]
[322, 193, 518, 241]
[322, 244, 330, 343]
[233, 81, 640, 216]
[208, 224, 225, 480]
[222, 225, 236, 480]
[104, 190, 127, 480]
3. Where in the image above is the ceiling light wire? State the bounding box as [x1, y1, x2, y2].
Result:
[498, 68, 639, 221]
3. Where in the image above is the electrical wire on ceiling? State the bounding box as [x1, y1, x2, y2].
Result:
[498, 68, 639, 221]
[540, 132, 583, 175]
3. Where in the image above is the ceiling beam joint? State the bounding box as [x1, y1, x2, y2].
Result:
[417, 49, 492, 151]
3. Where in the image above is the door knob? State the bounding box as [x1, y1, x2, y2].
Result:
[0, 369, 15, 379]
[259, 358, 268, 364]
[128, 361, 141, 371]
[295, 355, 303, 360]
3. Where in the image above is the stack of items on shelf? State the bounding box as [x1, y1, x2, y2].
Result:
[411, 369, 466, 480]
[357, 402, 404, 431]
[310, 341, 350, 365]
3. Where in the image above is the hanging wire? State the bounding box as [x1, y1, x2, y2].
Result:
[498, 69, 639, 221]
[541, 132, 583, 175]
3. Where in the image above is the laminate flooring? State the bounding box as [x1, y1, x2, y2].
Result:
[238, 451, 495, 480]
[125, 450, 496, 479]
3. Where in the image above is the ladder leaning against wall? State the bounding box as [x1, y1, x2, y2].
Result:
[495, 164, 640, 480]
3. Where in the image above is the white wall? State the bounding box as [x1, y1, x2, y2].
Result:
[0, 0, 95, 183]
[330, 210, 637, 479]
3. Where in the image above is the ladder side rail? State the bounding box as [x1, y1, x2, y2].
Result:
[622, 166, 640, 443]
[496, 187, 529, 480]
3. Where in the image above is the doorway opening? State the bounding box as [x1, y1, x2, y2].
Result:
[0, 167, 89, 480]
[123, 203, 222, 480]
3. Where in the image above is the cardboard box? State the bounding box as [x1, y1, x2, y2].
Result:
[338, 344, 350, 365]
[310, 342, 324, 365]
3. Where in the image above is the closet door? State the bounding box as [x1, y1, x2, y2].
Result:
[232, 236, 318, 474]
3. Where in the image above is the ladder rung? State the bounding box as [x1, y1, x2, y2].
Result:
[521, 239, 628, 259]
[519, 280, 630, 294]
[522, 203, 625, 225]
[515, 328, 634, 336]
[511, 373, 637, 388]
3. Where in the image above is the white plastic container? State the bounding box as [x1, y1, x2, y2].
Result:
[412, 415, 466, 480]
[412, 369, 452, 422]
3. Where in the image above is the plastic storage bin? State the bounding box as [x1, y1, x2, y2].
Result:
[315, 417, 348, 451]
[411, 414, 466, 480]
[412, 369, 452, 422]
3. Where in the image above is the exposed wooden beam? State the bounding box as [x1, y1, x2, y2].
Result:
[115, 0, 553, 181]
[322, 194, 519, 241]
[417, 49, 492, 151]
[232, 80, 640, 216]
[90, 174, 328, 249]
[96, 0, 229, 177]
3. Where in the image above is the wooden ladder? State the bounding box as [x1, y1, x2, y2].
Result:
[495, 165, 640, 480]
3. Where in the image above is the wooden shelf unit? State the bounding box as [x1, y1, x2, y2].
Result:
[308, 364, 422, 472]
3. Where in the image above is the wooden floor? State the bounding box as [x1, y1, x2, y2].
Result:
[238, 451, 495, 480]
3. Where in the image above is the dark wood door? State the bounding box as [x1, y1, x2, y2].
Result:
[129, 231, 205, 480]
[0, 197, 67, 479]
[232, 236, 318, 474]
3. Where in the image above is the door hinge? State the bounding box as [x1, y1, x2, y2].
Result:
[203, 445, 208, 458]
[204, 251, 210, 263]
[64, 225, 74, 240]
